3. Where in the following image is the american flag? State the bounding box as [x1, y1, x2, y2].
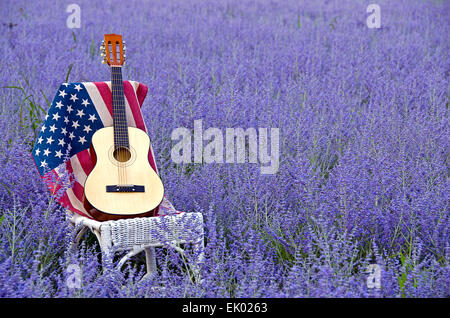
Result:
[32, 81, 176, 219]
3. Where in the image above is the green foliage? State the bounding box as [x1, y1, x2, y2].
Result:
[3, 78, 46, 139]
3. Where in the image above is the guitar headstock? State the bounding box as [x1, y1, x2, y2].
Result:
[100, 34, 126, 66]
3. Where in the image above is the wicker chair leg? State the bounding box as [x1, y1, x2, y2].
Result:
[143, 247, 157, 279]
[75, 226, 88, 245]
[116, 246, 144, 270]
[98, 224, 114, 269]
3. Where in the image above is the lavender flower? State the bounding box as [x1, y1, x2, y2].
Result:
[0, 0, 448, 297]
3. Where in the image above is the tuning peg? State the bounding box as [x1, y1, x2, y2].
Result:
[101, 60, 107, 64]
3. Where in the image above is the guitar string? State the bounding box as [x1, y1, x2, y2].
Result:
[112, 50, 129, 187]
[112, 68, 121, 186]
[112, 67, 122, 186]
[109, 43, 121, 187]
[111, 67, 119, 186]
[119, 67, 128, 187]
[115, 69, 125, 187]
[112, 66, 128, 187]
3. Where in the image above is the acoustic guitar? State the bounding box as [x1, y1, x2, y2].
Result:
[84, 34, 164, 221]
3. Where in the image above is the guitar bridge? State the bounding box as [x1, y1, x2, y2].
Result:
[106, 185, 145, 193]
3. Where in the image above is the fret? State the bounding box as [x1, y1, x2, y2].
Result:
[110, 66, 129, 150]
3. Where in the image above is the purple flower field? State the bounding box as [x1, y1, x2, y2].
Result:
[0, 0, 448, 297]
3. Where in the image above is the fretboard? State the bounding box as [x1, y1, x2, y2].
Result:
[111, 66, 129, 149]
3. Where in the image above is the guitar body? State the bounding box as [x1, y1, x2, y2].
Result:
[84, 126, 164, 220]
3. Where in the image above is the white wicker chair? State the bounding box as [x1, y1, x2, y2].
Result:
[68, 210, 205, 280]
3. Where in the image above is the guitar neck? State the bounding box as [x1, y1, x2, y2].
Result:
[111, 66, 129, 149]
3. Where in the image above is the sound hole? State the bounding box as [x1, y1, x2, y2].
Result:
[113, 146, 131, 162]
